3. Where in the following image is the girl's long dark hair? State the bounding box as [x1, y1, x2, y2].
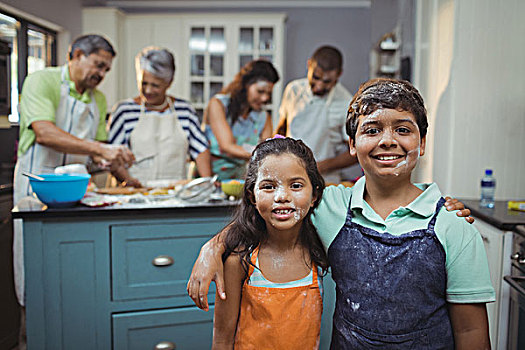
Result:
[223, 137, 328, 276]
[221, 59, 279, 125]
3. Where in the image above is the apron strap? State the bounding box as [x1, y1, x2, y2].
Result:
[311, 262, 319, 287]
[247, 246, 260, 278]
[346, 194, 354, 219]
[427, 197, 446, 231]
[140, 97, 174, 115]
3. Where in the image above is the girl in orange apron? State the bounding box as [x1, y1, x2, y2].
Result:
[212, 137, 328, 350]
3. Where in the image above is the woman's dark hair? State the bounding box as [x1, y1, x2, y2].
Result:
[223, 137, 328, 277]
[221, 59, 279, 125]
[346, 78, 428, 140]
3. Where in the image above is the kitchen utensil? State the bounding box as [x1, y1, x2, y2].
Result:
[22, 172, 45, 181]
[177, 175, 218, 201]
[221, 179, 244, 199]
[95, 187, 150, 195]
[28, 173, 91, 207]
[144, 179, 190, 189]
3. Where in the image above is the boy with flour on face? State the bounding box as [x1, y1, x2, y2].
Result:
[189, 78, 492, 349]
[319, 78, 494, 348]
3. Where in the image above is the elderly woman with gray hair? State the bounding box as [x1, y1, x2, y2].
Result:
[108, 46, 211, 187]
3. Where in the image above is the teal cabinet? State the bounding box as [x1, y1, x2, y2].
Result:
[113, 306, 215, 349]
[14, 204, 233, 350]
[111, 220, 221, 301]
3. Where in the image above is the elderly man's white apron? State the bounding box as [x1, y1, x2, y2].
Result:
[12, 66, 99, 305]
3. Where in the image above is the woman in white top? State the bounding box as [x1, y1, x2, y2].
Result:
[108, 46, 211, 187]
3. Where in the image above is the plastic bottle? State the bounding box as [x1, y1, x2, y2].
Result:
[480, 169, 496, 208]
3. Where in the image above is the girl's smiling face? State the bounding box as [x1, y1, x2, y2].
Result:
[349, 108, 426, 179]
[253, 153, 316, 234]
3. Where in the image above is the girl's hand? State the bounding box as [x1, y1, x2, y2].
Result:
[444, 196, 474, 224]
[187, 237, 227, 311]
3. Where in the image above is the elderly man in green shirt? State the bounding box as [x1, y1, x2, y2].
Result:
[13, 34, 134, 305]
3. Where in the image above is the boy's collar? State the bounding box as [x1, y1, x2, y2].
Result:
[350, 177, 442, 218]
[349, 176, 367, 211]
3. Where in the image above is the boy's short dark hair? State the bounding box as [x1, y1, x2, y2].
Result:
[345, 78, 428, 140]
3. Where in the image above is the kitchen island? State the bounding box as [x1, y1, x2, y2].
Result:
[13, 197, 238, 350]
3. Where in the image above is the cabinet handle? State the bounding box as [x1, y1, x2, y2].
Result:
[154, 341, 176, 350]
[481, 235, 489, 244]
[152, 255, 174, 267]
[511, 252, 525, 264]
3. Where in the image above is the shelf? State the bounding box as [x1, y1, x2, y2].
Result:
[379, 41, 400, 50]
[379, 65, 398, 74]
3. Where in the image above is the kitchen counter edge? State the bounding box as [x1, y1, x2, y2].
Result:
[12, 199, 239, 219]
[462, 199, 525, 231]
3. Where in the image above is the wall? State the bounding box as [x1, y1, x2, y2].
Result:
[0, 0, 84, 62]
[82, 7, 126, 112]
[369, 0, 416, 83]
[2, 0, 375, 99]
[278, 7, 370, 93]
[113, 4, 372, 95]
[413, 0, 455, 183]
[416, 0, 525, 200]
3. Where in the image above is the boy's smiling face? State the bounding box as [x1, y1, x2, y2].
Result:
[349, 108, 426, 179]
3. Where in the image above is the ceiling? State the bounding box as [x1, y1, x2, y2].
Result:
[81, 0, 371, 10]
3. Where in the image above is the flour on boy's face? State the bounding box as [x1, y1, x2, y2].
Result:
[349, 108, 426, 179]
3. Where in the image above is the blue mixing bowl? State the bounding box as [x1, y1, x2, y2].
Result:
[29, 173, 91, 207]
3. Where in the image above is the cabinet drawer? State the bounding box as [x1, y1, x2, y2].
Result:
[111, 218, 226, 301]
[113, 306, 214, 350]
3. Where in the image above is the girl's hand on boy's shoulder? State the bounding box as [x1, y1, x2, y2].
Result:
[444, 196, 474, 224]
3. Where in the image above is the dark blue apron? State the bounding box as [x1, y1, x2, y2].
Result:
[327, 197, 454, 349]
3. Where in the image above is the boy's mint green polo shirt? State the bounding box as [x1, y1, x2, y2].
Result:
[18, 65, 108, 156]
[312, 176, 496, 304]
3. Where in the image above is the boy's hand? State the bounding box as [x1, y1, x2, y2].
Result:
[444, 196, 474, 224]
[187, 239, 226, 311]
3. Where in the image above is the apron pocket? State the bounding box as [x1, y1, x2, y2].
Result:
[335, 316, 432, 348]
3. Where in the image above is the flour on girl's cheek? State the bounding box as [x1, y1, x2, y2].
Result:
[254, 164, 299, 226]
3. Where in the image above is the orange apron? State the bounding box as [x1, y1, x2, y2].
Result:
[234, 247, 323, 350]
